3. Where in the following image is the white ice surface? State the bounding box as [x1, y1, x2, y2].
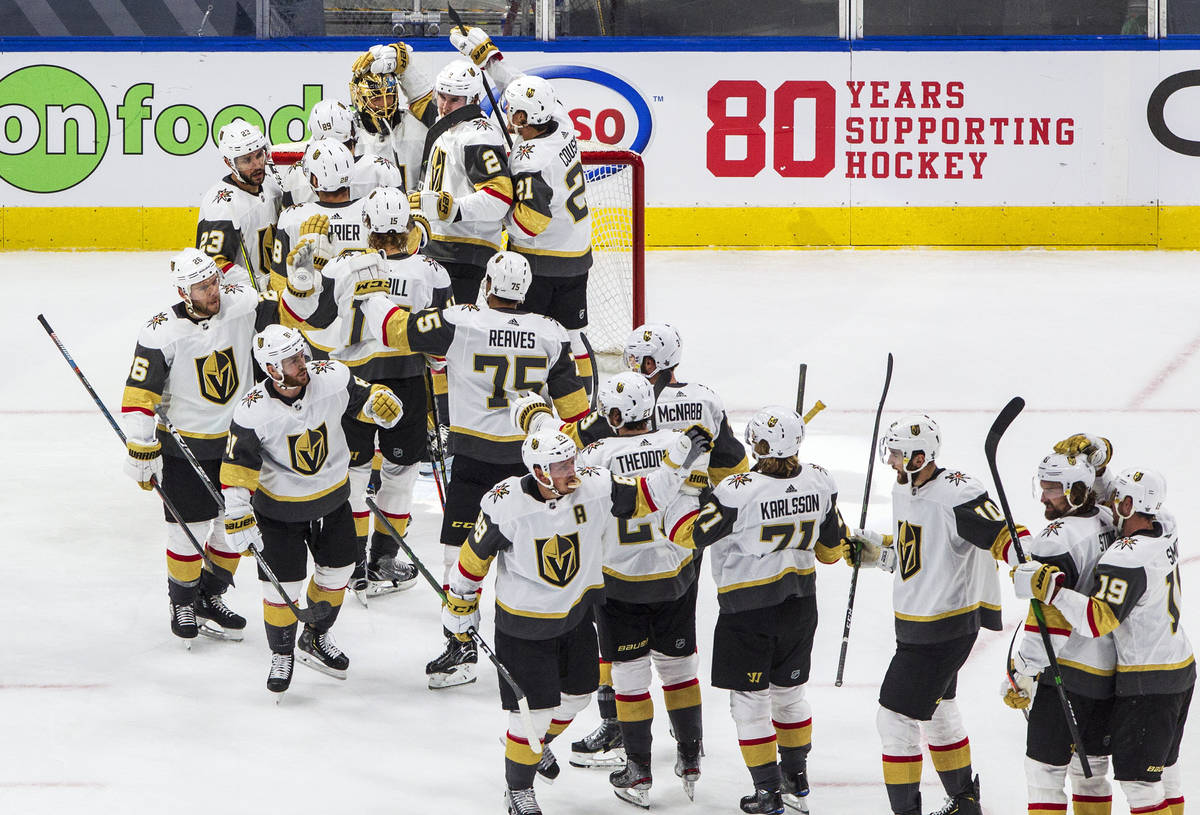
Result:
[1, 248, 1197, 814]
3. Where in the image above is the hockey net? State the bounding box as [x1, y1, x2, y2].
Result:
[579, 144, 645, 359]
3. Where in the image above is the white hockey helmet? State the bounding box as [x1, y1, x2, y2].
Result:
[745, 405, 806, 459]
[624, 323, 682, 375]
[304, 138, 354, 192]
[170, 247, 220, 292]
[522, 429, 578, 487]
[435, 59, 484, 101]
[252, 324, 311, 378]
[503, 75, 557, 127]
[1112, 467, 1166, 517]
[597, 371, 655, 429]
[880, 414, 941, 472]
[1035, 452, 1095, 508]
[362, 186, 411, 233]
[217, 118, 268, 182]
[308, 99, 357, 145]
[485, 251, 532, 302]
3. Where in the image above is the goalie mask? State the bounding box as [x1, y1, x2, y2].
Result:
[745, 406, 805, 459]
[1034, 453, 1095, 510]
[1112, 467, 1166, 519]
[308, 99, 356, 145]
[522, 430, 580, 495]
[880, 414, 941, 472]
[362, 186, 411, 233]
[304, 138, 354, 193]
[503, 75, 557, 127]
[597, 372, 655, 430]
[624, 323, 682, 377]
[350, 71, 402, 133]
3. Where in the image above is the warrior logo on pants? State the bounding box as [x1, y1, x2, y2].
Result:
[195, 347, 239, 404]
[536, 532, 580, 587]
[288, 423, 329, 476]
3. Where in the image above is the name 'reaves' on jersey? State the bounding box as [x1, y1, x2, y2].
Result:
[669, 466, 843, 614]
[121, 284, 296, 460]
[221, 360, 377, 523]
[1015, 508, 1118, 698]
[887, 468, 1022, 644]
[287, 251, 454, 382]
[507, 127, 593, 278]
[269, 199, 370, 295]
[1054, 512, 1194, 696]
[197, 174, 283, 287]
[577, 430, 697, 603]
[281, 153, 405, 207]
[421, 114, 513, 267]
[451, 465, 674, 639]
[364, 301, 589, 463]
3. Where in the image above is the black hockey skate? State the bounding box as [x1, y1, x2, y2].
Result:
[267, 651, 294, 697]
[569, 718, 625, 768]
[927, 775, 981, 815]
[195, 591, 245, 641]
[297, 625, 349, 679]
[536, 744, 560, 783]
[610, 756, 652, 809]
[740, 787, 785, 815]
[366, 555, 418, 597]
[505, 786, 542, 815]
[170, 601, 198, 644]
[426, 636, 477, 689]
[675, 739, 702, 801]
[781, 764, 810, 813]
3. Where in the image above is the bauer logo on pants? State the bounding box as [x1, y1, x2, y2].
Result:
[288, 423, 328, 476]
[535, 532, 580, 587]
[194, 347, 239, 404]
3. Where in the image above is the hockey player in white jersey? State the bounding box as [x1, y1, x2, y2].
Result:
[279, 99, 405, 207]
[1014, 468, 1193, 815]
[441, 425, 712, 815]
[221, 325, 404, 693]
[270, 139, 371, 298]
[349, 40, 434, 187]
[1053, 433, 1117, 504]
[196, 118, 283, 290]
[1001, 453, 1117, 815]
[450, 26, 598, 391]
[121, 249, 312, 644]
[573, 372, 705, 807]
[666, 406, 846, 815]
[356, 250, 590, 688]
[848, 415, 1034, 815]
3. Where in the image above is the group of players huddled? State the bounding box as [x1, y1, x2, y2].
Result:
[117, 25, 1192, 815]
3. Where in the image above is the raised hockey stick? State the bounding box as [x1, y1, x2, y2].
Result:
[835, 351, 892, 687]
[984, 396, 1091, 777]
[795, 363, 807, 414]
[367, 497, 543, 754]
[38, 314, 229, 584]
[446, 3, 514, 151]
[153, 406, 334, 627]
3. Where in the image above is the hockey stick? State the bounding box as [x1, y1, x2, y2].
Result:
[579, 330, 600, 412]
[795, 363, 807, 415]
[367, 497, 543, 754]
[984, 396, 1091, 776]
[236, 231, 267, 295]
[835, 351, 892, 687]
[1005, 625, 1031, 723]
[38, 314, 230, 584]
[423, 367, 450, 510]
[803, 400, 826, 424]
[152, 406, 333, 626]
[446, 4, 514, 151]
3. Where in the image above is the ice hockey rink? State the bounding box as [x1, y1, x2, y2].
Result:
[3, 247, 1198, 814]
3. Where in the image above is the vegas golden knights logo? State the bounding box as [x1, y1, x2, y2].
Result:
[535, 532, 580, 587]
[897, 521, 923, 581]
[288, 423, 329, 476]
[194, 347, 239, 405]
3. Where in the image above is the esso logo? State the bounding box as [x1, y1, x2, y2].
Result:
[524, 65, 652, 153]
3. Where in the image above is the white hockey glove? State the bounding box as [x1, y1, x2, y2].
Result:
[409, 190, 457, 223]
[845, 528, 897, 572]
[224, 512, 262, 555]
[285, 240, 317, 296]
[1012, 561, 1066, 604]
[663, 425, 714, 494]
[364, 385, 403, 429]
[351, 41, 412, 79]
[441, 588, 480, 642]
[297, 214, 334, 271]
[124, 437, 162, 491]
[511, 392, 553, 434]
[336, 252, 389, 307]
[449, 25, 501, 67]
[1001, 672, 1036, 710]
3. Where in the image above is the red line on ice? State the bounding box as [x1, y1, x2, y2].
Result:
[1126, 328, 1200, 409]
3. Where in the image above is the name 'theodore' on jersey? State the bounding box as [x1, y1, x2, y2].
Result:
[889, 468, 1021, 644]
[1015, 508, 1118, 698]
[361, 300, 589, 462]
[507, 128, 592, 277]
[577, 430, 696, 603]
[670, 466, 844, 614]
[121, 285, 293, 459]
[220, 360, 376, 522]
[451, 464, 679, 639]
[197, 174, 283, 284]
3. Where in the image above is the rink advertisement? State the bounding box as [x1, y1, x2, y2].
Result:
[1, 41, 1199, 248]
